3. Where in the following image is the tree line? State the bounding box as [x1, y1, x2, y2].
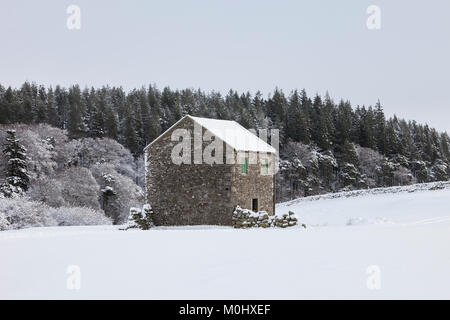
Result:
[1, 82, 449, 200]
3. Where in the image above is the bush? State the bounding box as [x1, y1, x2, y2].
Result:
[27, 177, 66, 207]
[0, 197, 56, 230]
[125, 204, 154, 230]
[56, 167, 101, 210]
[0, 197, 112, 230]
[48, 206, 112, 226]
[0, 211, 10, 231]
[77, 138, 136, 180]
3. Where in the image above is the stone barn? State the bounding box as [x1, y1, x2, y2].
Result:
[144, 115, 277, 226]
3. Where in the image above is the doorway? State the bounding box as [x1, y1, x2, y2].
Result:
[252, 198, 258, 212]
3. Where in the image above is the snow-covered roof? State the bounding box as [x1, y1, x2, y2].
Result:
[144, 115, 276, 153]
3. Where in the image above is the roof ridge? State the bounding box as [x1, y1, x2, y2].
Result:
[144, 114, 277, 153]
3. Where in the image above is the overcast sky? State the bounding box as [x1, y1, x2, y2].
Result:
[0, 0, 449, 132]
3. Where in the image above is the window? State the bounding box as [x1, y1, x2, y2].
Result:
[241, 157, 248, 174]
[261, 158, 268, 175]
[252, 198, 258, 212]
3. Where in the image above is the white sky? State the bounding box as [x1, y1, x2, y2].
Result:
[0, 0, 449, 132]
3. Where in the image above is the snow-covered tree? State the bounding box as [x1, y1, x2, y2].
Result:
[1, 130, 30, 197]
[91, 163, 144, 224]
[27, 177, 66, 207]
[0, 197, 56, 230]
[49, 206, 112, 226]
[125, 204, 154, 230]
[56, 167, 102, 211]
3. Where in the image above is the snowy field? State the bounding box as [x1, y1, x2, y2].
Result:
[1, 184, 450, 299]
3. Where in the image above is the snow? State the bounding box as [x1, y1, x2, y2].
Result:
[101, 186, 114, 193]
[190, 116, 276, 153]
[144, 115, 276, 154]
[1, 184, 450, 299]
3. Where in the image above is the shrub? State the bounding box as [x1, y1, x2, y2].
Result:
[27, 177, 66, 207]
[48, 206, 112, 226]
[125, 204, 154, 230]
[0, 211, 10, 231]
[0, 197, 111, 230]
[56, 167, 101, 210]
[0, 197, 56, 230]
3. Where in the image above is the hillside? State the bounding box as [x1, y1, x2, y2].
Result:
[1, 84, 450, 203]
[1, 183, 449, 299]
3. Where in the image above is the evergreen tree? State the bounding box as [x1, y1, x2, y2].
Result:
[385, 117, 401, 156]
[339, 139, 359, 166]
[374, 100, 386, 154]
[20, 82, 33, 124]
[267, 88, 286, 125]
[104, 106, 119, 140]
[46, 87, 59, 127]
[35, 85, 47, 123]
[335, 100, 353, 146]
[286, 90, 309, 144]
[440, 132, 450, 162]
[54, 85, 69, 129]
[67, 85, 86, 138]
[122, 109, 139, 156]
[1, 130, 30, 195]
[1, 87, 15, 124]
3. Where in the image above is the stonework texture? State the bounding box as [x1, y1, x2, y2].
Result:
[145, 116, 275, 226]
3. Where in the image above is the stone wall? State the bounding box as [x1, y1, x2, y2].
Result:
[231, 151, 276, 216]
[146, 117, 233, 226]
[232, 206, 298, 228]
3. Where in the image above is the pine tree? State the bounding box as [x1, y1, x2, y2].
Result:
[340, 139, 359, 166]
[1, 130, 30, 196]
[335, 100, 353, 146]
[46, 87, 59, 127]
[35, 85, 47, 123]
[338, 140, 360, 187]
[310, 94, 323, 144]
[82, 88, 95, 136]
[322, 92, 336, 149]
[1, 87, 14, 124]
[385, 118, 401, 156]
[138, 89, 156, 146]
[54, 85, 68, 129]
[20, 83, 33, 124]
[422, 124, 433, 162]
[440, 132, 450, 162]
[286, 90, 309, 144]
[267, 88, 286, 125]
[104, 106, 119, 140]
[67, 85, 87, 138]
[160, 87, 179, 130]
[311, 94, 332, 150]
[238, 92, 253, 128]
[123, 110, 139, 156]
[0, 85, 6, 123]
[374, 100, 386, 154]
